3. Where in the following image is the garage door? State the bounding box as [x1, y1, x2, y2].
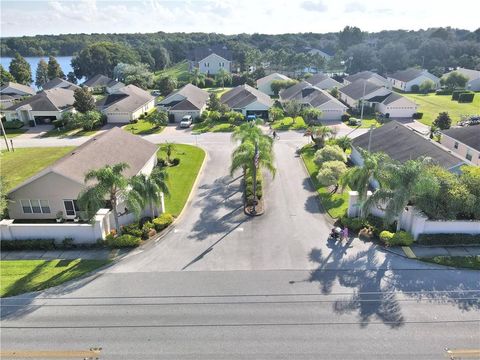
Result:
[34, 116, 57, 125]
[106, 113, 131, 123]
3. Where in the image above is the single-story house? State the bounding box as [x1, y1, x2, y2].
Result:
[351, 121, 466, 173]
[7, 127, 158, 221]
[305, 73, 342, 90]
[338, 79, 392, 108]
[442, 67, 480, 91]
[305, 47, 334, 60]
[279, 81, 347, 121]
[82, 74, 125, 94]
[376, 92, 418, 118]
[343, 71, 391, 89]
[440, 126, 480, 166]
[388, 68, 440, 92]
[188, 45, 232, 75]
[0, 82, 36, 108]
[97, 85, 155, 123]
[256, 73, 292, 96]
[221, 84, 273, 119]
[157, 84, 209, 122]
[42, 77, 80, 91]
[3, 88, 75, 126]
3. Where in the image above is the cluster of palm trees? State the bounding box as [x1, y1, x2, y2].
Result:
[78, 163, 169, 232]
[190, 67, 232, 89]
[230, 122, 275, 213]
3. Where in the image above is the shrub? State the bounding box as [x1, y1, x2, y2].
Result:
[379, 231, 394, 244]
[435, 89, 452, 95]
[412, 112, 423, 119]
[202, 77, 215, 88]
[171, 158, 180, 166]
[153, 213, 174, 232]
[314, 145, 346, 165]
[340, 216, 366, 232]
[62, 237, 75, 249]
[245, 174, 263, 200]
[410, 84, 419, 93]
[341, 114, 351, 122]
[1, 239, 56, 251]
[3, 119, 24, 129]
[139, 114, 145, 120]
[106, 234, 141, 248]
[52, 118, 66, 128]
[121, 223, 143, 238]
[385, 231, 414, 246]
[458, 92, 475, 103]
[451, 90, 465, 101]
[141, 221, 154, 240]
[417, 233, 480, 246]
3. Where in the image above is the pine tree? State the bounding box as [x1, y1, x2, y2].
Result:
[35, 59, 49, 88]
[9, 53, 32, 85]
[0, 65, 15, 86]
[47, 56, 65, 80]
[73, 87, 96, 113]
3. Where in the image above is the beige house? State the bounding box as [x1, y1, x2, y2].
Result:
[376, 93, 418, 118]
[388, 68, 440, 92]
[0, 82, 36, 109]
[440, 126, 480, 166]
[97, 85, 155, 123]
[157, 84, 209, 122]
[442, 68, 480, 91]
[256, 73, 292, 96]
[221, 84, 274, 119]
[188, 45, 232, 75]
[338, 79, 391, 108]
[7, 127, 158, 221]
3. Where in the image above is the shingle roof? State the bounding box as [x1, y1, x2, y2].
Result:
[83, 74, 122, 88]
[389, 68, 425, 82]
[279, 81, 310, 101]
[344, 71, 388, 84]
[188, 45, 232, 62]
[339, 79, 386, 100]
[0, 82, 36, 96]
[221, 84, 273, 109]
[159, 84, 209, 111]
[256, 73, 291, 86]
[443, 68, 480, 81]
[352, 121, 464, 169]
[279, 81, 345, 109]
[306, 74, 342, 89]
[8, 127, 158, 194]
[42, 77, 80, 91]
[441, 126, 480, 152]
[97, 85, 154, 113]
[6, 88, 75, 111]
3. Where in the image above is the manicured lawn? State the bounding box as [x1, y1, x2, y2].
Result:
[0, 259, 110, 297]
[192, 120, 235, 133]
[205, 87, 232, 97]
[41, 127, 98, 138]
[271, 116, 307, 130]
[300, 144, 349, 218]
[1, 146, 75, 191]
[421, 256, 480, 270]
[157, 144, 205, 217]
[154, 61, 190, 82]
[402, 92, 480, 126]
[123, 119, 164, 135]
[3, 128, 28, 138]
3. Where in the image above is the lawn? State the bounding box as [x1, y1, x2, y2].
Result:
[1, 146, 75, 191]
[3, 128, 28, 138]
[41, 127, 98, 138]
[192, 119, 235, 133]
[205, 87, 232, 97]
[271, 116, 307, 130]
[0, 259, 110, 297]
[123, 119, 164, 135]
[157, 144, 205, 217]
[421, 256, 480, 270]
[300, 144, 349, 218]
[154, 61, 191, 82]
[402, 92, 480, 126]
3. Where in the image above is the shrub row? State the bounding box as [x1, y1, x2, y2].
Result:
[3, 119, 24, 129]
[340, 214, 393, 237]
[417, 233, 480, 246]
[412, 112, 423, 119]
[435, 89, 453, 95]
[379, 230, 414, 246]
[0, 239, 101, 251]
[152, 213, 174, 232]
[458, 92, 475, 103]
[106, 234, 141, 248]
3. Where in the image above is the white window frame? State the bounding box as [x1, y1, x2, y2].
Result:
[20, 199, 51, 214]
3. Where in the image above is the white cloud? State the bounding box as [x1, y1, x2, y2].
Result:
[345, 2, 366, 13]
[300, 0, 328, 12]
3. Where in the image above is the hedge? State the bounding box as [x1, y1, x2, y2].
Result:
[106, 234, 141, 248]
[412, 112, 423, 119]
[3, 119, 24, 129]
[458, 92, 475, 103]
[379, 230, 394, 243]
[1, 239, 56, 251]
[388, 231, 414, 246]
[152, 213, 174, 232]
[417, 233, 480, 246]
[436, 89, 453, 95]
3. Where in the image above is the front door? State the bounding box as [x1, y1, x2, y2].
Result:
[63, 200, 79, 219]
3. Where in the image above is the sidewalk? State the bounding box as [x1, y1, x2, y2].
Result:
[1, 248, 115, 261]
[386, 244, 480, 259]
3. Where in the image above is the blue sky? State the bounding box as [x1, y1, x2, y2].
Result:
[1, 0, 478, 37]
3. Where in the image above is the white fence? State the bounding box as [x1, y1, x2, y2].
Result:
[347, 191, 480, 240]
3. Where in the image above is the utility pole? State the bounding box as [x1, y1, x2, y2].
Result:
[0, 119, 10, 151]
[252, 140, 259, 215]
[367, 125, 375, 152]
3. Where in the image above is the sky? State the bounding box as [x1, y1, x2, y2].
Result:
[1, 0, 479, 38]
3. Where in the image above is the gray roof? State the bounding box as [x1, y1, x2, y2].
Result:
[0, 82, 36, 96]
[83, 74, 122, 88]
[352, 121, 464, 169]
[344, 71, 388, 84]
[306, 73, 329, 84]
[221, 84, 273, 109]
[9, 127, 158, 194]
[389, 68, 425, 82]
[443, 68, 480, 81]
[380, 92, 408, 105]
[279, 81, 310, 101]
[256, 73, 291, 86]
[42, 77, 80, 91]
[442, 126, 480, 152]
[188, 45, 232, 62]
[339, 79, 385, 100]
[279, 81, 343, 108]
[97, 85, 154, 113]
[159, 84, 209, 111]
[6, 88, 75, 112]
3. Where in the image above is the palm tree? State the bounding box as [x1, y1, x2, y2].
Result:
[335, 135, 352, 152]
[77, 163, 129, 231]
[304, 125, 333, 148]
[163, 142, 176, 164]
[190, 67, 205, 87]
[128, 167, 170, 218]
[301, 107, 322, 124]
[216, 68, 231, 89]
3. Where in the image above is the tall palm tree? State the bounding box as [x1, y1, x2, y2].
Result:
[191, 67, 205, 87]
[128, 167, 170, 218]
[304, 125, 333, 148]
[216, 68, 231, 89]
[335, 135, 352, 152]
[77, 163, 129, 231]
[163, 142, 176, 164]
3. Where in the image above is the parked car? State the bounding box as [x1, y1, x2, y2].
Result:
[180, 115, 193, 128]
[151, 90, 161, 96]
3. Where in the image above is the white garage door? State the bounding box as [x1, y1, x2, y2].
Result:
[106, 112, 132, 123]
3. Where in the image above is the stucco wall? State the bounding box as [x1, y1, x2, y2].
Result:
[440, 134, 479, 166]
[198, 53, 231, 75]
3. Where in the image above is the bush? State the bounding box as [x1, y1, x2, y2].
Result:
[171, 158, 180, 166]
[458, 92, 475, 103]
[417, 233, 480, 246]
[386, 231, 414, 246]
[141, 221, 154, 240]
[52, 118, 66, 128]
[412, 112, 423, 119]
[152, 213, 174, 232]
[3, 119, 24, 129]
[121, 223, 143, 238]
[245, 174, 263, 201]
[340, 216, 366, 232]
[1, 239, 56, 251]
[202, 77, 215, 88]
[106, 234, 141, 248]
[435, 89, 452, 95]
[410, 84, 420, 93]
[379, 231, 394, 244]
[451, 90, 465, 101]
[341, 114, 351, 122]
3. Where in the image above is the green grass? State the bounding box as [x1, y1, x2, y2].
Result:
[157, 144, 205, 217]
[204, 87, 232, 97]
[1, 146, 75, 191]
[41, 127, 98, 138]
[3, 128, 28, 138]
[421, 256, 480, 270]
[192, 119, 236, 134]
[0, 259, 110, 297]
[402, 92, 480, 126]
[123, 119, 164, 135]
[272, 116, 307, 130]
[300, 144, 349, 218]
[154, 61, 190, 82]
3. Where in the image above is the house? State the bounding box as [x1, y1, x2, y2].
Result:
[6, 127, 158, 221]
[256, 73, 292, 96]
[188, 45, 232, 75]
[442, 68, 480, 91]
[338, 79, 391, 108]
[82, 74, 125, 94]
[97, 85, 155, 123]
[3, 88, 75, 126]
[376, 92, 418, 118]
[343, 71, 391, 89]
[440, 126, 480, 166]
[0, 82, 36, 108]
[157, 84, 209, 122]
[279, 81, 347, 121]
[220, 84, 273, 119]
[305, 73, 342, 90]
[305, 47, 334, 60]
[351, 121, 466, 172]
[42, 77, 80, 91]
[388, 68, 440, 92]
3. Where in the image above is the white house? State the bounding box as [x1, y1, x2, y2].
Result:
[376, 93, 418, 118]
[256, 73, 292, 96]
[279, 81, 347, 121]
[0, 82, 36, 109]
[338, 79, 391, 108]
[97, 85, 155, 123]
[343, 71, 391, 89]
[188, 45, 232, 76]
[442, 68, 480, 91]
[305, 73, 342, 90]
[157, 84, 209, 122]
[440, 126, 480, 166]
[388, 68, 440, 92]
[221, 84, 273, 119]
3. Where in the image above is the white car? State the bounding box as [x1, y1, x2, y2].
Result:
[180, 115, 193, 128]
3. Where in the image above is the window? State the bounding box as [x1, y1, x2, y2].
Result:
[30, 199, 41, 213]
[20, 199, 50, 214]
[466, 149, 472, 161]
[40, 200, 51, 213]
[21, 200, 32, 213]
[454, 141, 459, 149]
[63, 200, 79, 217]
